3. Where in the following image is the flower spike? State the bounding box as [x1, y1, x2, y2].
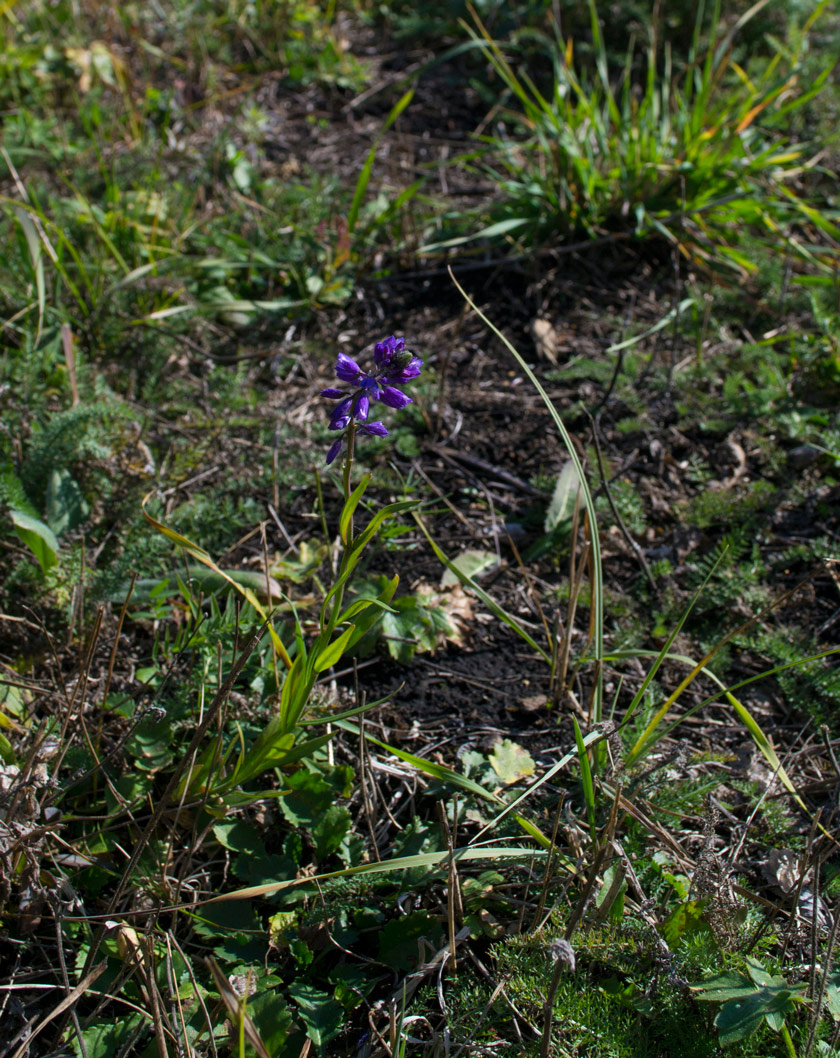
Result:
[322, 335, 422, 464]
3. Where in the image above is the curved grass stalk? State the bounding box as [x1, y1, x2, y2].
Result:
[141, 496, 292, 667]
[605, 644, 840, 845]
[338, 719, 559, 858]
[201, 845, 551, 905]
[343, 716, 608, 853]
[611, 646, 840, 754]
[449, 268, 604, 723]
[413, 511, 551, 663]
[624, 574, 824, 768]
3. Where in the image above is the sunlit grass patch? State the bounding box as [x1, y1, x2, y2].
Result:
[426, 0, 838, 280]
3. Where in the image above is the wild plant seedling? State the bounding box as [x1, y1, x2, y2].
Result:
[140, 336, 423, 799]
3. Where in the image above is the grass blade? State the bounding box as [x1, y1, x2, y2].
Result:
[141, 495, 292, 667]
[413, 511, 550, 663]
[574, 716, 597, 845]
[206, 844, 550, 903]
[348, 88, 413, 234]
[448, 269, 604, 720]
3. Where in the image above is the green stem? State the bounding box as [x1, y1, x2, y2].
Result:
[314, 465, 328, 537]
[781, 1022, 798, 1058]
[326, 421, 357, 635]
[342, 420, 356, 542]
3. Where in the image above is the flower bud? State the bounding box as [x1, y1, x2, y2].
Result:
[389, 348, 414, 371]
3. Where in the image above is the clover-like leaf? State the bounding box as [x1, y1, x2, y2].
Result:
[692, 971, 760, 1003]
[692, 961, 808, 1046]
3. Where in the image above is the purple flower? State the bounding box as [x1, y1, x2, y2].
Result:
[322, 335, 422, 464]
[326, 437, 344, 465]
[374, 335, 404, 366]
[335, 352, 363, 383]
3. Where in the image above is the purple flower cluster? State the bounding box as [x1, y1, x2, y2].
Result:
[322, 336, 422, 465]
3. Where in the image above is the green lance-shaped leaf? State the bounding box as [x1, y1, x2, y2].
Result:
[339, 473, 369, 546]
[313, 623, 357, 674]
[348, 88, 413, 234]
[10, 509, 58, 572]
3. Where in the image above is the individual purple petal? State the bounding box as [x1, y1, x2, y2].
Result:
[321, 388, 347, 399]
[374, 335, 403, 367]
[326, 437, 343, 465]
[335, 352, 362, 382]
[355, 394, 370, 421]
[359, 420, 389, 437]
[378, 385, 412, 409]
[329, 396, 352, 431]
[359, 375, 382, 398]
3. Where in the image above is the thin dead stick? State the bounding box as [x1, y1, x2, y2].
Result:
[431, 445, 543, 495]
[438, 801, 460, 970]
[821, 724, 840, 781]
[540, 940, 577, 1058]
[167, 932, 218, 1058]
[564, 784, 622, 941]
[806, 889, 840, 1057]
[10, 961, 108, 1058]
[779, 812, 823, 963]
[532, 792, 567, 933]
[587, 410, 657, 592]
[53, 896, 88, 1058]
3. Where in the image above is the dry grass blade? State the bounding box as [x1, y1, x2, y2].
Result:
[73, 621, 270, 987]
[564, 784, 622, 941]
[205, 957, 272, 1058]
[10, 960, 108, 1058]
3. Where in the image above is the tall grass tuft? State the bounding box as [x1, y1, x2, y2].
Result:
[447, 0, 837, 275]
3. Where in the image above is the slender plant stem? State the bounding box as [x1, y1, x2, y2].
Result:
[448, 269, 604, 725]
[343, 420, 357, 543]
[314, 466, 330, 557]
[324, 421, 358, 634]
[781, 1022, 798, 1058]
[540, 961, 563, 1058]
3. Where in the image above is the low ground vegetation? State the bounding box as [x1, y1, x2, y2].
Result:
[2, 2, 840, 1056]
